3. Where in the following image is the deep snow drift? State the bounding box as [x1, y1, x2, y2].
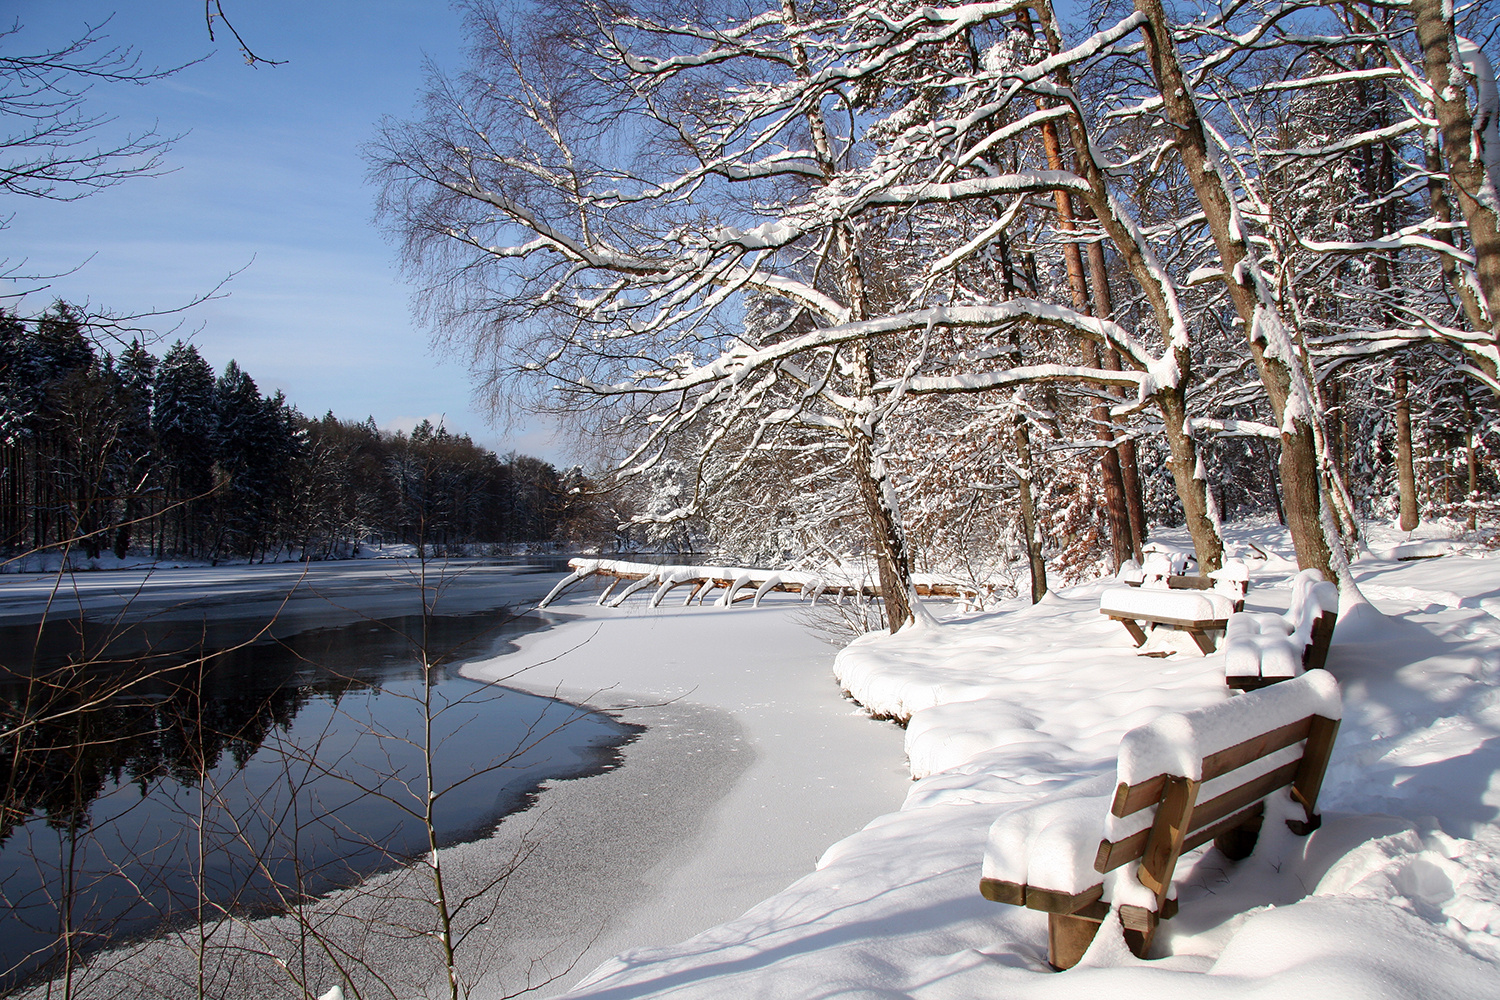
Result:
[539, 521, 1500, 1000]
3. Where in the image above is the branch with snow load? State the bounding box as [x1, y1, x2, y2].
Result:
[538, 559, 986, 609]
[566, 302, 1160, 399]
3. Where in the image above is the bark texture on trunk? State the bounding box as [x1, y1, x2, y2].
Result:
[1035, 0, 1219, 569]
[1134, 0, 1334, 580]
[1014, 413, 1049, 604]
[1412, 0, 1500, 339]
[1035, 102, 1134, 571]
[1395, 366, 1419, 531]
[851, 431, 915, 630]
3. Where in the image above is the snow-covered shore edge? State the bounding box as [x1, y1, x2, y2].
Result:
[545, 522, 1500, 1000]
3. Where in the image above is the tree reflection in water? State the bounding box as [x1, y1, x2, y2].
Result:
[0, 608, 635, 991]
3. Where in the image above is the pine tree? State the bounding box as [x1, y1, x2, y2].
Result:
[152, 341, 216, 555]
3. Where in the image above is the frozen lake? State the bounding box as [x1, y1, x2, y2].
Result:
[0, 557, 636, 989]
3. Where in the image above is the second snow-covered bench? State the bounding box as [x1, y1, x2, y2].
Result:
[978, 670, 1341, 969]
[1223, 569, 1339, 691]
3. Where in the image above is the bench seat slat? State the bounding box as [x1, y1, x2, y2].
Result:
[978, 878, 1026, 906]
[977, 878, 1110, 919]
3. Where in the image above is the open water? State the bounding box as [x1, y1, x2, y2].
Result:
[0, 561, 637, 990]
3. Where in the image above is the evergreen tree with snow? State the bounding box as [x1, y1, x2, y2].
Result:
[153, 341, 216, 555]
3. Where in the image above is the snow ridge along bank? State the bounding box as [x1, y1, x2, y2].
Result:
[557, 524, 1500, 1000]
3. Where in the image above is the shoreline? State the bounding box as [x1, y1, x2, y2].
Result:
[460, 595, 915, 995]
[17, 591, 911, 999]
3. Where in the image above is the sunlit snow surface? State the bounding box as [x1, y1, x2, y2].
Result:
[530, 519, 1500, 1000]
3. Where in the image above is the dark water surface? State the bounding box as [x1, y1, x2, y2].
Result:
[0, 562, 637, 989]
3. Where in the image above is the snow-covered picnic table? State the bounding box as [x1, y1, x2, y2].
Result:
[1098, 556, 1250, 653]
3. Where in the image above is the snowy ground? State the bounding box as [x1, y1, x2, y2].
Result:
[532, 520, 1500, 1000]
[460, 600, 916, 995]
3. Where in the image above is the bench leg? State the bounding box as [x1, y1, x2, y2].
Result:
[1213, 801, 1265, 861]
[1048, 912, 1103, 971]
[1119, 905, 1160, 959]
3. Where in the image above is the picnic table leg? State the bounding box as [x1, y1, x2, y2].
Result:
[1187, 628, 1218, 655]
[1048, 913, 1103, 971]
[1116, 617, 1148, 646]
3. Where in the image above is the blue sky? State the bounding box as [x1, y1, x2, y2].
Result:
[6, 1, 572, 461]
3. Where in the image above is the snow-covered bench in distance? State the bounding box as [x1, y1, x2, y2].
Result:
[978, 670, 1341, 970]
[1098, 557, 1249, 653]
[1223, 569, 1339, 691]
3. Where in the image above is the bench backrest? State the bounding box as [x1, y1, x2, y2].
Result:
[1286, 568, 1338, 630]
[1093, 671, 1341, 907]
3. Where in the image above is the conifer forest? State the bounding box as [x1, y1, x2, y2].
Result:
[0, 305, 587, 565]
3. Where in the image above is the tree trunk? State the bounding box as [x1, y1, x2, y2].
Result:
[1036, 0, 1220, 569]
[1468, 429, 1479, 531]
[1395, 365, 1419, 531]
[1034, 101, 1133, 572]
[1411, 0, 1500, 339]
[1014, 412, 1048, 603]
[1134, 0, 1334, 580]
[1085, 223, 1145, 561]
[851, 429, 914, 630]
[1159, 394, 1224, 571]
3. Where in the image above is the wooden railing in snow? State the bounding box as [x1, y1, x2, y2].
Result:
[538, 558, 985, 610]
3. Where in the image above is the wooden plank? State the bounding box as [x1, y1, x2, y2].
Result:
[1138, 775, 1199, 898]
[1201, 717, 1313, 783]
[1185, 759, 1301, 837]
[1024, 883, 1105, 915]
[1226, 674, 1276, 691]
[1118, 905, 1160, 958]
[1107, 612, 1228, 630]
[1049, 913, 1104, 971]
[978, 878, 1025, 906]
[1184, 801, 1266, 857]
[1304, 612, 1337, 671]
[1114, 718, 1312, 820]
[1112, 775, 1166, 818]
[1118, 904, 1158, 932]
[1289, 715, 1339, 833]
[1095, 826, 1150, 873]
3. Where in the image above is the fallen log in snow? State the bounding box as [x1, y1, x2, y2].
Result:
[538, 558, 985, 610]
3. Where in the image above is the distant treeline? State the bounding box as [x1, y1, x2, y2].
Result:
[0, 304, 598, 563]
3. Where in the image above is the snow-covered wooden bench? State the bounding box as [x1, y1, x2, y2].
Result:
[978, 670, 1341, 970]
[1223, 569, 1338, 691]
[1098, 560, 1249, 653]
